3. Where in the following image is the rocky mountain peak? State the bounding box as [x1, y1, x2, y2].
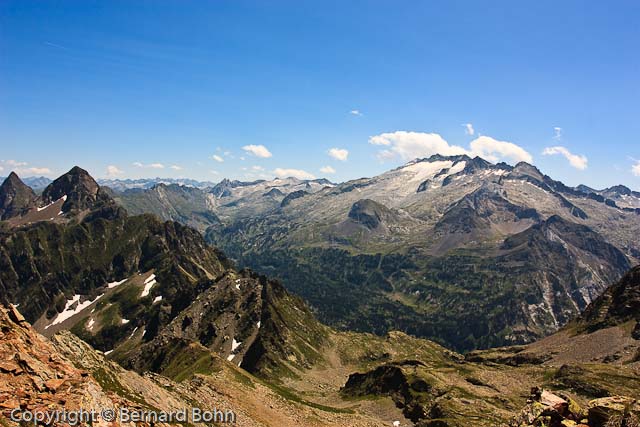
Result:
[41, 166, 110, 212]
[511, 161, 545, 181]
[0, 171, 37, 220]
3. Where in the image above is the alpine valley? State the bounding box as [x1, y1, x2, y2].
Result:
[0, 164, 639, 427]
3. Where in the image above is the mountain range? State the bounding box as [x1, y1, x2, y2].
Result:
[91, 155, 640, 351]
[0, 166, 638, 426]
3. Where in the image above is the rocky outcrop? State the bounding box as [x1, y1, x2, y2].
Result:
[347, 199, 397, 230]
[280, 190, 308, 207]
[578, 265, 640, 333]
[0, 304, 134, 425]
[0, 172, 37, 220]
[511, 389, 639, 427]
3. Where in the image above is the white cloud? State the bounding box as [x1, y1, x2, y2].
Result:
[133, 162, 165, 169]
[19, 167, 52, 175]
[320, 166, 336, 174]
[212, 154, 224, 163]
[106, 165, 124, 177]
[463, 123, 475, 136]
[369, 131, 533, 165]
[369, 131, 467, 161]
[242, 144, 272, 158]
[631, 160, 640, 177]
[5, 160, 28, 167]
[328, 148, 349, 161]
[470, 136, 533, 164]
[542, 146, 588, 170]
[1, 160, 52, 176]
[170, 165, 183, 171]
[350, 110, 363, 116]
[553, 127, 563, 140]
[274, 168, 315, 180]
[210, 170, 220, 175]
[252, 165, 264, 171]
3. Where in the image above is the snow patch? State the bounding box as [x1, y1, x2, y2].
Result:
[37, 195, 67, 212]
[141, 274, 157, 298]
[121, 319, 130, 324]
[403, 160, 453, 183]
[107, 279, 128, 289]
[232, 339, 242, 352]
[257, 321, 261, 329]
[129, 327, 138, 339]
[153, 295, 163, 304]
[104, 350, 113, 356]
[87, 318, 95, 330]
[226, 354, 235, 362]
[45, 294, 104, 329]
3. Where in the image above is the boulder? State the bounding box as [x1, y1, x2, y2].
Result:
[588, 396, 640, 427]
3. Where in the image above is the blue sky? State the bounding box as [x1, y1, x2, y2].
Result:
[1, 0, 639, 188]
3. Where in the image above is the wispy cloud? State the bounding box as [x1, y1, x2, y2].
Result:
[5, 160, 28, 167]
[106, 165, 124, 177]
[44, 41, 69, 50]
[632, 160, 640, 177]
[369, 131, 533, 164]
[320, 166, 336, 174]
[212, 154, 224, 163]
[242, 144, 272, 158]
[463, 123, 475, 136]
[328, 148, 349, 161]
[553, 127, 563, 140]
[170, 165, 183, 170]
[1, 160, 52, 176]
[542, 146, 588, 170]
[350, 110, 363, 116]
[274, 168, 315, 180]
[133, 162, 165, 169]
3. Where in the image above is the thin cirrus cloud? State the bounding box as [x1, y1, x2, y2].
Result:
[320, 166, 336, 174]
[274, 168, 315, 180]
[212, 154, 224, 163]
[170, 165, 183, 171]
[463, 123, 475, 136]
[553, 127, 563, 140]
[369, 131, 533, 165]
[328, 148, 349, 161]
[350, 110, 363, 116]
[542, 146, 588, 170]
[631, 160, 640, 177]
[242, 144, 272, 158]
[133, 162, 165, 169]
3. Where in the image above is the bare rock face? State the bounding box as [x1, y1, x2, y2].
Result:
[41, 166, 111, 213]
[348, 199, 396, 230]
[578, 265, 640, 332]
[0, 172, 37, 220]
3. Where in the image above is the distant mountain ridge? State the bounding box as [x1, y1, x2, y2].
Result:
[200, 155, 640, 351]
